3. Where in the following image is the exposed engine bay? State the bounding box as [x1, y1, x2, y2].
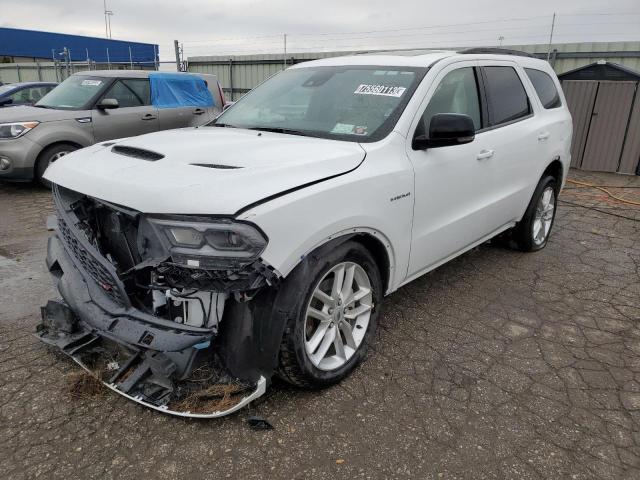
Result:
[37, 185, 282, 417]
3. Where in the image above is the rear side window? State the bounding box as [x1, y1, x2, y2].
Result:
[524, 68, 561, 109]
[482, 66, 531, 126]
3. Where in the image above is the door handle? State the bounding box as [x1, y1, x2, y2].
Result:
[476, 149, 495, 160]
[537, 131, 550, 141]
[193, 108, 205, 115]
[141, 113, 157, 120]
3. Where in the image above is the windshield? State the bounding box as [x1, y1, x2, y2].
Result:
[213, 66, 426, 142]
[35, 75, 107, 110]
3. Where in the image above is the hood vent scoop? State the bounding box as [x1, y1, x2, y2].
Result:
[112, 145, 164, 161]
[190, 163, 242, 169]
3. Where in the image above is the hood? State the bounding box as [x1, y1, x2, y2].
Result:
[45, 127, 366, 215]
[0, 105, 86, 123]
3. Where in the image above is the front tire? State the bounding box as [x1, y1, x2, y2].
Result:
[35, 143, 78, 188]
[277, 241, 382, 388]
[508, 174, 558, 252]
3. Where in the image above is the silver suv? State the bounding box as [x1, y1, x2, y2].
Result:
[0, 70, 224, 184]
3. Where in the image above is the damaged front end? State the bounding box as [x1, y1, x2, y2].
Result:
[37, 185, 281, 417]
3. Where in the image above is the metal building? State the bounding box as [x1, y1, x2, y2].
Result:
[560, 62, 640, 175]
[0, 27, 158, 64]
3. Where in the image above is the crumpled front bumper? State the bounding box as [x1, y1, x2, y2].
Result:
[37, 234, 266, 418]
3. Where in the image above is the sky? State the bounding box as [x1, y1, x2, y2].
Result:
[2, 0, 640, 61]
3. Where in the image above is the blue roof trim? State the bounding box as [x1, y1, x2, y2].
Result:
[0, 27, 158, 64]
[149, 72, 215, 109]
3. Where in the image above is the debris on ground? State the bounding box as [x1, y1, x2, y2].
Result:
[170, 382, 250, 414]
[246, 415, 274, 430]
[64, 370, 105, 399]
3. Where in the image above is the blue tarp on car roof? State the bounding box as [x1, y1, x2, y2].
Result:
[149, 72, 214, 109]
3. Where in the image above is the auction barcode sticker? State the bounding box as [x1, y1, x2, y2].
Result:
[354, 84, 406, 97]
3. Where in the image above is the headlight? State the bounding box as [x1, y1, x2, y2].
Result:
[148, 217, 268, 267]
[0, 121, 39, 139]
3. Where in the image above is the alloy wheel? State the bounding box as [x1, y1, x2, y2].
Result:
[304, 262, 374, 371]
[532, 186, 555, 246]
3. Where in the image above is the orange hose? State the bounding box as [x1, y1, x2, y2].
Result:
[565, 179, 640, 207]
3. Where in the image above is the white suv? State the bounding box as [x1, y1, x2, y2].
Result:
[39, 49, 572, 417]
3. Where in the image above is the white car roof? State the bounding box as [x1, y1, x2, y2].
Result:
[291, 49, 553, 71]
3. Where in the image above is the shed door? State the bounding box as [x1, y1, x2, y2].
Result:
[581, 81, 636, 172]
[618, 87, 640, 174]
[562, 80, 598, 168]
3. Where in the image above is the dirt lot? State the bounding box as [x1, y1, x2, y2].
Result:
[1, 170, 639, 479]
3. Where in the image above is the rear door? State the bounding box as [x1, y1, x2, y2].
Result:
[476, 61, 542, 223]
[157, 75, 220, 129]
[92, 78, 159, 141]
[157, 105, 205, 130]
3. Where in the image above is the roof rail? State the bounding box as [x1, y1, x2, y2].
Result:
[457, 47, 536, 58]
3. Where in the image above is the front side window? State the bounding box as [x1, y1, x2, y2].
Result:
[36, 76, 107, 110]
[101, 79, 151, 108]
[418, 67, 481, 135]
[213, 66, 426, 142]
[483, 66, 531, 126]
[9, 88, 31, 103]
[524, 68, 561, 109]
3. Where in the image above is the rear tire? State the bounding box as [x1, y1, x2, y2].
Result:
[35, 143, 78, 188]
[277, 240, 382, 389]
[508, 174, 558, 252]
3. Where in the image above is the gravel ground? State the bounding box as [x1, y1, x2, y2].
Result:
[1, 170, 639, 479]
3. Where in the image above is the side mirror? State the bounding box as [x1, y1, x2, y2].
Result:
[412, 113, 475, 150]
[0, 98, 13, 106]
[97, 98, 119, 110]
[223, 101, 235, 111]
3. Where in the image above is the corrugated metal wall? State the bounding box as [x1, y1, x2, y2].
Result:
[562, 81, 599, 168]
[0, 61, 155, 84]
[187, 41, 640, 101]
[0, 27, 158, 63]
[619, 91, 640, 174]
[580, 82, 636, 172]
[563, 79, 640, 174]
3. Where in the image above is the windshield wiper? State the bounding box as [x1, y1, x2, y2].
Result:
[246, 127, 309, 136]
[210, 122, 237, 128]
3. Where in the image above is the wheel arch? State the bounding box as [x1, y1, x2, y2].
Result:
[284, 229, 395, 295]
[34, 140, 84, 175]
[541, 156, 564, 191]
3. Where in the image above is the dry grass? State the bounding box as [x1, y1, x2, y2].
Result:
[64, 370, 106, 399]
[170, 382, 249, 414]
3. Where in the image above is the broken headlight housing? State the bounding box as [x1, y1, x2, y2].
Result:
[148, 217, 268, 268]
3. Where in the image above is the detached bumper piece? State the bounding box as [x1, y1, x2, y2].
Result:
[37, 300, 266, 418]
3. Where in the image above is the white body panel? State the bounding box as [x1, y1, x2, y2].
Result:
[46, 51, 572, 294]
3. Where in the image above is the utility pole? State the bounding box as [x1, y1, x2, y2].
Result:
[546, 13, 556, 61]
[174, 40, 181, 72]
[283, 34, 287, 70]
[63, 47, 70, 78]
[129, 46, 133, 69]
[103, 0, 113, 38]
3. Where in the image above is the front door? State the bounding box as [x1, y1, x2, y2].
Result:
[405, 62, 499, 278]
[92, 78, 159, 142]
